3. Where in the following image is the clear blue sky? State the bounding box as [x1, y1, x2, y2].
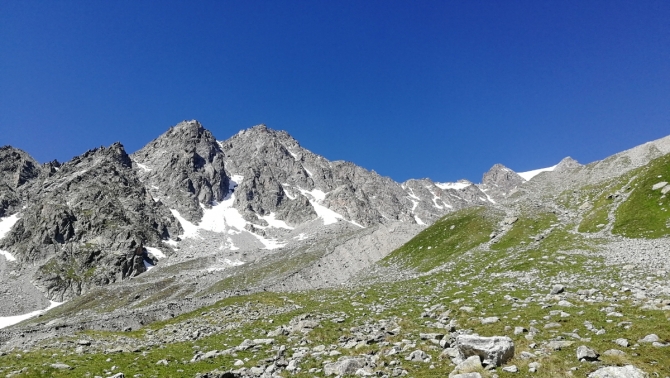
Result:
[1, 1, 669, 183]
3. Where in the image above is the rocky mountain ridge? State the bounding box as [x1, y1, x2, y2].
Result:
[1, 123, 669, 377]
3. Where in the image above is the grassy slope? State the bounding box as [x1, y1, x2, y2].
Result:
[613, 153, 670, 238]
[383, 206, 499, 272]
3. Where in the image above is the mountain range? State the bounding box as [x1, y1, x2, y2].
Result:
[0, 121, 669, 378]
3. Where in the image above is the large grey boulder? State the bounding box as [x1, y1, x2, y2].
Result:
[455, 334, 515, 367]
[323, 357, 367, 376]
[587, 365, 647, 378]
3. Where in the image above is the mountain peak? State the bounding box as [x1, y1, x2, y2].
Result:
[554, 156, 582, 172]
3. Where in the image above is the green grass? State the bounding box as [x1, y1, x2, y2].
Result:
[491, 212, 556, 251]
[383, 206, 499, 272]
[613, 153, 670, 238]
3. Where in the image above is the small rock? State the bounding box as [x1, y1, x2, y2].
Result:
[603, 349, 626, 357]
[614, 338, 629, 348]
[449, 355, 482, 377]
[638, 334, 659, 343]
[502, 365, 518, 373]
[550, 284, 565, 295]
[50, 363, 72, 370]
[576, 345, 599, 361]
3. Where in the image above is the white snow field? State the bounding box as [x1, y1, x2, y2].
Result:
[0, 301, 64, 330]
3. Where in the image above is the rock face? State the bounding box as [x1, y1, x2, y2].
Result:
[481, 163, 525, 200]
[0, 143, 181, 301]
[455, 335, 515, 367]
[132, 120, 230, 224]
[218, 124, 491, 227]
[0, 146, 41, 217]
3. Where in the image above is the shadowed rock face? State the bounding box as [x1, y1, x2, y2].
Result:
[0, 142, 182, 301]
[0, 146, 41, 217]
[131, 120, 230, 224]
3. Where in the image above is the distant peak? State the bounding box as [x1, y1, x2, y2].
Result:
[555, 156, 581, 172]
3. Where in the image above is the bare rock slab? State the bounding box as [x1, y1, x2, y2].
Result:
[587, 365, 647, 378]
[455, 335, 514, 367]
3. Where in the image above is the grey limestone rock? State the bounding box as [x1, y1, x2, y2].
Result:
[480, 163, 525, 200]
[587, 365, 647, 378]
[0, 146, 41, 217]
[455, 334, 515, 367]
[132, 120, 230, 224]
[0, 142, 181, 301]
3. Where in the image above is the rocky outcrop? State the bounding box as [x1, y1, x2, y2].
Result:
[554, 156, 582, 172]
[481, 163, 525, 200]
[0, 146, 41, 217]
[131, 120, 230, 223]
[0, 143, 181, 301]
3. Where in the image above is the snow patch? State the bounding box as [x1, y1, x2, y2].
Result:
[435, 181, 471, 190]
[258, 213, 294, 230]
[294, 233, 309, 241]
[136, 163, 152, 172]
[145, 247, 166, 259]
[0, 301, 64, 330]
[0, 250, 16, 262]
[170, 209, 200, 239]
[297, 187, 363, 228]
[303, 167, 313, 176]
[143, 259, 155, 271]
[0, 213, 20, 240]
[206, 258, 245, 272]
[518, 165, 557, 181]
[414, 216, 426, 225]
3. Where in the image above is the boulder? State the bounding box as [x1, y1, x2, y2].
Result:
[576, 345, 599, 361]
[587, 365, 647, 378]
[455, 335, 514, 366]
[324, 357, 367, 376]
[449, 355, 482, 378]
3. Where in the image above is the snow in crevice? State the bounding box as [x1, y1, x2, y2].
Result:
[517, 165, 557, 181]
[303, 167, 313, 177]
[0, 301, 64, 330]
[143, 259, 155, 271]
[287, 149, 299, 160]
[281, 184, 297, 200]
[136, 163, 152, 172]
[297, 187, 364, 228]
[145, 247, 166, 259]
[409, 199, 419, 212]
[294, 233, 309, 241]
[0, 213, 20, 261]
[406, 187, 421, 201]
[414, 215, 426, 225]
[257, 213, 294, 230]
[0, 213, 20, 240]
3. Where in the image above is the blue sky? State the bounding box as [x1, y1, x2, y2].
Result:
[1, 1, 669, 183]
